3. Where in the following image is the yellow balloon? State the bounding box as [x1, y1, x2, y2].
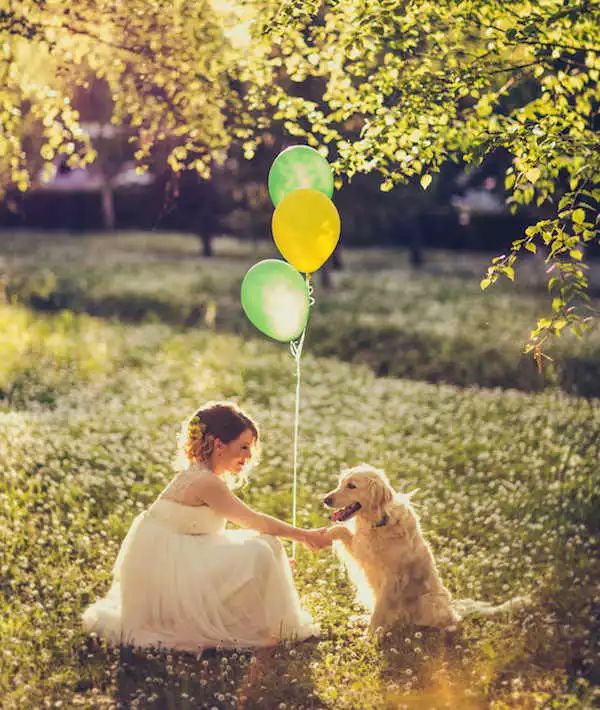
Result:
[272, 188, 341, 273]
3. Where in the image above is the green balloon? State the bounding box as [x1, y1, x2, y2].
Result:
[241, 259, 310, 342]
[268, 145, 334, 207]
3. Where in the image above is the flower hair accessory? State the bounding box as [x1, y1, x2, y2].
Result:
[184, 415, 213, 464]
[187, 415, 206, 440]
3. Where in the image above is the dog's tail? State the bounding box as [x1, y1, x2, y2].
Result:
[452, 595, 531, 620]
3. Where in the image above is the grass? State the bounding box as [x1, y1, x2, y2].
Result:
[1, 302, 599, 709]
[1, 229, 599, 395]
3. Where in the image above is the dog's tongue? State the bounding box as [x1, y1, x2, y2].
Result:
[331, 508, 344, 523]
[331, 502, 361, 522]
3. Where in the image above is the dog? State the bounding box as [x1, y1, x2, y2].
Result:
[323, 464, 529, 632]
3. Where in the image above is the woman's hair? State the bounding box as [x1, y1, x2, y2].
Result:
[173, 401, 260, 488]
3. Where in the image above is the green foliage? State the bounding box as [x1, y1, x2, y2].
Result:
[1, 0, 599, 349]
[0, 303, 599, 708]
[1, 0, 272, 189]
[262, 0, 600, 350]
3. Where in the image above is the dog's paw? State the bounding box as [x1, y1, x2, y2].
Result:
[371, 625, 388, 641]
[368, 619, 387, 636]
[326, 525, 352, 543]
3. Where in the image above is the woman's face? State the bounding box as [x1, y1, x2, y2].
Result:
[214, 428, 256, 474]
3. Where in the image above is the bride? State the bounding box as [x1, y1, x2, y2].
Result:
[82, 401, 331, 652]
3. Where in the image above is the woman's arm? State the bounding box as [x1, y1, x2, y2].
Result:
[189, 475, 326, 547]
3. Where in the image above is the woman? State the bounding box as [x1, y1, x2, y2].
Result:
[82, 401, 330, 652]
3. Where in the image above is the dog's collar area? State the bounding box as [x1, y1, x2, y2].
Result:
[374, 512, 389, 528]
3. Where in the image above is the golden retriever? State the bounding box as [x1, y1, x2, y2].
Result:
[323, 464, 528, 632]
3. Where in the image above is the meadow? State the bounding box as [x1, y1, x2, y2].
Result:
[2, 230, 600, 396]
[0, 230, 599, 709]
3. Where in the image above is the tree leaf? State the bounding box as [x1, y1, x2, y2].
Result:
[554, 319, 567, 332]
[524, 167, 541, 184]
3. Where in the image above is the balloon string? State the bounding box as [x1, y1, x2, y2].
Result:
[289, 273, 313, 561]
[307, 275, 315, 307]
[290, 326, 304, 561]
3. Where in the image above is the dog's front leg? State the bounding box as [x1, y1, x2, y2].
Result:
[369, 580, 400, 633]
[369, 600, 392, 634]
[327, 525, 353, 551]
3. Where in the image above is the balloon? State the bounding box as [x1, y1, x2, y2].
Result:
[268, 145, 334, 207]
[272, 189, 340, 273]
[241, 259, 310, 342]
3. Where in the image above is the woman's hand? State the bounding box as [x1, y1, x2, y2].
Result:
[300, 527, 332, 551]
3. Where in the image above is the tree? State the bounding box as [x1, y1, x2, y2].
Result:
[1, 0, 598, 357]
[262, 0, 599, 358]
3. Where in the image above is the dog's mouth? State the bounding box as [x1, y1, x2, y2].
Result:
[331, 502, 362, 522]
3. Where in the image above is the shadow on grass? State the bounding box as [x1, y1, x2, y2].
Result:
[76, 636, 326, 709]
[4, 254, 600, 396]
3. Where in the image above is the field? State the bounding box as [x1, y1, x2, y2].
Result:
[1, 231, 599, 709]
[2, 230, 600, 395]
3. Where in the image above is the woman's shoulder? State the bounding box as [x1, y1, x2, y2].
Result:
[161, 464, 226, 507]
[181, 470, 232, 508]
[161, 462, 214, 501]
[174, 461, 236, 489]
[184, 464, 227, 491]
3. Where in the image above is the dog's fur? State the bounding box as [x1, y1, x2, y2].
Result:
[324, 464, 528, 631]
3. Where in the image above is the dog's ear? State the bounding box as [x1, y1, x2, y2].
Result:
[367, 477, 393, 519]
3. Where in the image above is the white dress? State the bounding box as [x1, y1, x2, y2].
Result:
[81, 463, 319, 652]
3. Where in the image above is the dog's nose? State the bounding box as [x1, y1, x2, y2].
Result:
[323, 495, 334, 507]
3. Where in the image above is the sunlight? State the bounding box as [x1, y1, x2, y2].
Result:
[390, 671, 484, 710]
[333, 537, 375, 610]
[262, 279, 308, 342]
[208, 0, 254, 49]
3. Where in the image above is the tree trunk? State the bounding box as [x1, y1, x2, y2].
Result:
[331, 244, 344, 270]
[100, 182, 115, 231]
[319, 262, 332, 289]
[319, 245, 345, 289]
[408, 213, 425, 268]
[200, 233, 213, 257]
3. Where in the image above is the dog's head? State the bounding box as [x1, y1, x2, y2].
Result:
[323, 463, 394, 523]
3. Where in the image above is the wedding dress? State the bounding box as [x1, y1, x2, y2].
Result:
[81, 462, 319, 652]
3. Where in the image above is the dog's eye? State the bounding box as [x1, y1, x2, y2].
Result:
[347, 482, 356, 489]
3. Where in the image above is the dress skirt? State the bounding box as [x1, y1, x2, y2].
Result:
[81, 500, 319, 652]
